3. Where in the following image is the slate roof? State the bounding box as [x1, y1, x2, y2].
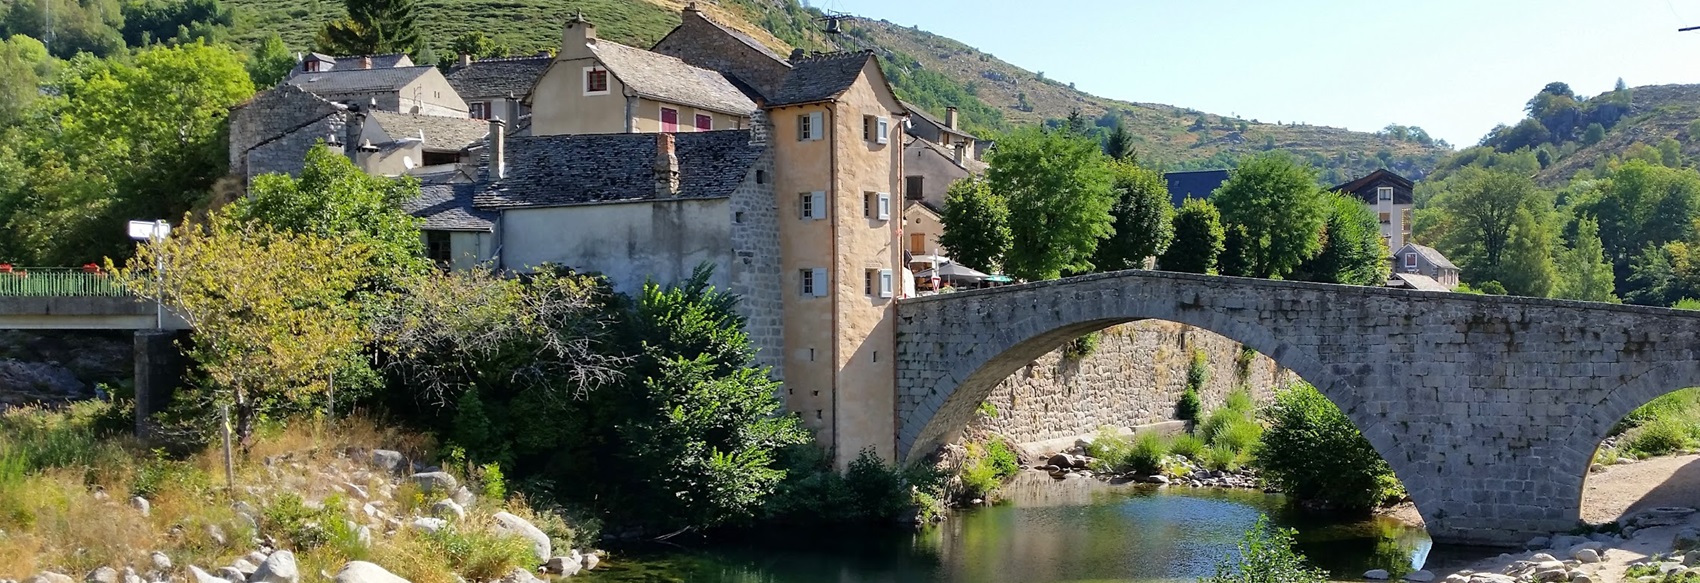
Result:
[1164, 169, 1230, 207]
[288, 66, 434, 95]
[590, 41, 757, 115]
[1334, 168, 1415, 205]
[767, 51, 875, 107]
[334, 54, 413, 70]
[445, 56, 552, 100]
[1390, 272, 1450, 292]
[474, 130, 761, 209]
[906, 135, 987, 174]
[902, 100, 978, 141]
[366, 111, 489, 151]
[1398, 243, 1459, 271]
[406, 182, 496, 232]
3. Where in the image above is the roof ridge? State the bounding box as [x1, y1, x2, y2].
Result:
[791, 49, 873, 63]
[456, 55, 553, 64]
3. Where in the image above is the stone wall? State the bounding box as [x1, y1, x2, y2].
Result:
[728, 129, 784, 378]
[965, 321, 1291, 450]
[228, 85, 345, 181]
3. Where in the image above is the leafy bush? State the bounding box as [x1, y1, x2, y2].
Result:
[1203, 444, 1241, 471]
[1224, 388, 1255, 413]
[761, 446, 940, 524]
[1085, 427, 1133, 472]
[426, 525, 538, 581]
[977, 401, 999, 419]
[476, 463, 506, 502]
[1169, 434, 1206, 460]
[1200, 515, 1329, 583]
[1062, 332, 1100, 359]
[1625, 417, 1695, 457]
[1217, 418, 1264, 454]
[1255, 383, 1399, 514]
[958, 440, 1018, 501]
[1187, 350, 1210, 390]
[263, 493, 360, 551]
[1176, 389, 1203, 422]
[1126, 432, 1167, 475]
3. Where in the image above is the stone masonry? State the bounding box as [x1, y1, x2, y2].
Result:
[728, 119, 783, 377]
[228, 85, 347, 182]
[965, 321, 1290, 450]
[894, 269, 1700, 546]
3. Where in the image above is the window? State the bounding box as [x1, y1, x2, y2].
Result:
[801, 268, 828, 297]
[696, 114, 713, 131]
[862, 115, 889, 144]
[910, 233, 926, 254]
[756, 170, 767, 184]
[1378, 186, 1393, 201]
[661, 107, 679, 133]
[422, 150, 458, 166]
[1378, 212, 1391, 225]
[469, 102, 490, 120]
[425, 231, 451, 265]
[1404, 253, 1418, 270]
[906, 176, 924, 200]
[800, 191, 826, 219]
[865, 269, 876, 295]
[879, 269, 893, 298]
[734, 211, 745, 224]
[797, 112, 823, 141]
[584, 67, 609, 94]
[863, 116, 873, 141]
[863, 192, 875, 218]
[304, 60, 321, 72]
[876, 192, 891, 220]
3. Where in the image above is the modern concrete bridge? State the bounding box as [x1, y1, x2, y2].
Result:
[893, 269, 1700, 546]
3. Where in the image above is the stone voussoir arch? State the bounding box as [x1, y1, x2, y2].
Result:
[892, 269, 1700, 546]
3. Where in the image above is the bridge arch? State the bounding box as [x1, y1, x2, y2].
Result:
[893, 269, 1700, 545]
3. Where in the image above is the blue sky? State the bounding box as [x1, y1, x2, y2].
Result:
[821, 0, 1700, 147]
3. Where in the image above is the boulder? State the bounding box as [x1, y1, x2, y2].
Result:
[1145, 475, 1170, 485]
[1364, 569, 1389, 580]
[409, 472, 457, 494]
[410, 518, 448, 534]
[187, 566, 227, 583]
[450, 487, 475, 508]
[149, 552, 172, 572]
[333, 562, 410, 583]
[119, 568, 142, 583]
[1573, 548, 1600, 563]
[227, 559, 257, 578]
[431, 500, 465, 521]
[214, 568, 243, 582]
[1528, 553, 1559, 563]
[494, 569, 538, 583]
[83, 568, 118, 583]
[356, 526, 372, 548]
[1046, 454, 1072, 468]
[1524, 536, 1549, 549]
[492, 512, 551, 563]
[544, 553, 582, 576]
[1547, 535, 1588, 550]
[1403, 570, 1435, 582]
[250, 550, 299, 583]
[1685, 550, 1700, 566]
[130, 497, 151, 517]
[370, 450, 405, 474]
[1676, 526, 1700, 552]
[245, 552, 268, 566]
[581, 553, 599, 571]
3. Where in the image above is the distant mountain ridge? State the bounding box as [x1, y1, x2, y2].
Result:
[226, 0, 1452, 182]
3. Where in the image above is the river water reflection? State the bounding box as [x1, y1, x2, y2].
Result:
[582, 472, 1443, 583]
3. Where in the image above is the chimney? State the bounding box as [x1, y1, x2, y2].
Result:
[945, 106, 959, 131]
[489, 117, 507, 180]
[953, 141, 965, 166]
[344, 110, 366, 156]
[684, 1, 699, 13]
[789, 48, 805, 62]
[654, 133, 680, 197]
[361, 56, 372, 69]
[457, 53, 472, 67]
[564, 12, 597, 50]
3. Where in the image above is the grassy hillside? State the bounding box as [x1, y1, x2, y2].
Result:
[1535, 84, 1700, 186]
[226, 0, 1451, 182]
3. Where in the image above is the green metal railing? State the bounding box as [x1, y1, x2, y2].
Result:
[0, 267, 129, 297]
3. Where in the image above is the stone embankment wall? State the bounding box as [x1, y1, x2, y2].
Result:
[964, 321, 1293, 451]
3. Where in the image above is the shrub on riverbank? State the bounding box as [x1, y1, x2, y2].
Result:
[1256, 383, 1401, 514]
[1199, 515, 1329, 583]
[958, 438, 1022, 501]
[1611, 388, 1700, 459]
[761, 446, 945, 525]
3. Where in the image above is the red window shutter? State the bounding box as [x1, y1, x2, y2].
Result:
[661, 108, 679, 133]
[696, 114, 712, 131]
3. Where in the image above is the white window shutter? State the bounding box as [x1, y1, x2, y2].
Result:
[879, 269, 893, 298]
[809, 112, 824, 141]
[812, 268, 830, 297]
[877, 192, 891, 220]
[810, 191, 826, 219]
[876, 117, 889, 144]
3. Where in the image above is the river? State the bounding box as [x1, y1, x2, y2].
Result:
[577, 471, 1476, 583]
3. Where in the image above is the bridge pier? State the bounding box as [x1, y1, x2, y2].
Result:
[134, 329, 185, 439]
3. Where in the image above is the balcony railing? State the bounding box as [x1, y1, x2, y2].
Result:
[0, 267, 128, 297]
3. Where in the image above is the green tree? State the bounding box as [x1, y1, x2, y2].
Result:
[230, 143, 427, 281]
[1292, 192, 1389, 286]
[119, 0, 232, 47]
[937, 176, 1010, 274]
[449, 31, 498, 59]
[1103, 121, 1137, 162]
[1426, 168, 1555, 294]
[1092, 162, 1173, 271]
[1, 0, 126, 58]
[987, 126, 1115, 280]
[113, 210, 375, 448]
[1218, 223, 1254, 277]
[1158, 199, 1225, 274]
[1552, 218, 1618, 302]
[1256, 383, 1400, 514]
[1582, 123, 1605, 146]
[0, 35, 55, 126]
[1211, 152, 1327, 278]
[315, 0, 421, 56]
[1570, 160, 1700, 288]
[1200, 516, 1330, 583]
[246, 32, 296, 87]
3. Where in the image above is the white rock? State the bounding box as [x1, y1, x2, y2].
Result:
[341, 483, 369, 501]
[1525, 536, 1549, 549]
[581, 553, 599, 571]
[370, 450, 405, 474]
[430, 500, 465, 521]
[227, 560, 257, 577]
[356, 526, 372, 548]
[251, 550, 299, 583]
[130, 497, 151, 517]
[1403, 569, 1435, 582]
[408, 472, 458, 494]
[213, 568, 242, 582]
[410, 518, 448, 534]
[244, 553, 268, 567]
[1364, 569, 1390, 580]
[186, 566, 227, 583]
[492, 512, 551, 563]
[494, 569, 538, 583]
[27, 575, 72, 583]
[333, 562, 410, 583]
[149, 553, 172, 572]
[1573, 548, 1600, 563]
[84, 567, 118, 583]
[544, 554, 581, 577]
[449, 487, 475, 508]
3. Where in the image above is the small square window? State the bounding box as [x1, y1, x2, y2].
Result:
[906, 176, 924, 200]
[661, 107, 679, 133]
[696, 114, 713, 131]
[800, 192, 826, 220]
[469, 102, 490, 120]
[585, 68, 609, 94]
[1378, 212, 1391, 224]
[801, 269, 816, 296]
[864, 269, 876, 295]
[1378, 186, 1393, 201]
[735, 211, 745, 224]
[425, 231, 451, 265]
[756, 170, 767, 184]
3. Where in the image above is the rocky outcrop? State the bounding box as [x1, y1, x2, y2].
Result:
[333, 562, 410, 583]
[492, 512, 551, 563]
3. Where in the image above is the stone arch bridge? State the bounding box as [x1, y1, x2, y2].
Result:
[893, 269, 1700, 546]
